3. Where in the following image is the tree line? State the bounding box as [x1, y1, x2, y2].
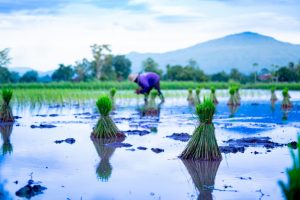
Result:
[1, 46, 300, 84]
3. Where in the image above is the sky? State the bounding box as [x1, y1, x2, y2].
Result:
[0, 0, 300, 71]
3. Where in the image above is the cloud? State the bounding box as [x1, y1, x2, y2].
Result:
[0, 0, 299, 71]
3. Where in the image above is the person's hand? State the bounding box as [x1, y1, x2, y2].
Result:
[135, 88, 141, 94]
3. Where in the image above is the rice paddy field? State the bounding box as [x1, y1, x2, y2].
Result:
[0, 89, 300, 200]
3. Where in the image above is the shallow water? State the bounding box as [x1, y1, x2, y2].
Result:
[1, 90, 300, 200]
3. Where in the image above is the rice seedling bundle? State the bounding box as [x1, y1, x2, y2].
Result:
[227, 87, 236, 105]
[234, 87, 241, 105]
[270, 87, 278, 102]
[91, 95, 125, 138]
[144, 90, 159, 116]
[110, 88, 117, 109]
[281, 88, 292, 109]
[187, 88, 195, 104]
[180, 98, 222, 161]
[0, 89, 14, 122]
[194, 87, 201, 105]
[279, 136, 300, 200]
[210, 87, 218, 104]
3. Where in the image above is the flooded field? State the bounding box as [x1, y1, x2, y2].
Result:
[0, 89, 299, 200]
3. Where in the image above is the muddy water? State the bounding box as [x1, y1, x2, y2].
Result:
[1, 90, 300, 200]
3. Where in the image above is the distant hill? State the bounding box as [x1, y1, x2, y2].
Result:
[126, 32, 300, 74]
[8, 67, 54, 77]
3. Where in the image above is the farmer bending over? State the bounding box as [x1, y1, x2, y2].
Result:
[128, 72, 165, 103]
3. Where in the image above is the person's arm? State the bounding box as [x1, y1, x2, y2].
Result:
[138, 76, 150, 94]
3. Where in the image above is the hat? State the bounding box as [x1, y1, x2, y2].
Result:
[128, 74, 138, 82]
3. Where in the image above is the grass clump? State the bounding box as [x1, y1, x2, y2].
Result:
[271, 87, 278, 102]
[210, 87, 218, 104]
[187, 88, 195, 104]
[180, 98, 222, 161]
[279, 136, 300, 200]
[282, 88, 292, 109]
[91, 95, 125, 138]
[0, 89, 14, 122]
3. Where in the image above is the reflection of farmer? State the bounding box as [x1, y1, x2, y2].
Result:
[128, 72, 164, 103]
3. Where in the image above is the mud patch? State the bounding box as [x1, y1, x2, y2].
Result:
[166, 133, 191, 142]
[54, 138, 76, 144]
[105, 142, 133, 148]
[124, 130, 151, 136]
[30, 124, 56, 129]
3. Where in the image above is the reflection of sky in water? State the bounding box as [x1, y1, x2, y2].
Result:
[0, 92, 299, 199]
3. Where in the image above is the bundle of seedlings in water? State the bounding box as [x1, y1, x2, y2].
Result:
[92, 137, 124, 181]
[180, 98, 222, 161]
[110, 88, 117, 109]
[0, 124, 13, 155]
[187, 88, 195, 105]
[210, 87, 218, 104]
[91, 95, 125, 139]
[270, 87, 278, 102]
[281, 88, 292, 109]
[279, 136, 300, 200]
[234, 86, 241, 105]
[227, 87, 236, 106]
[144, 90, 159, 116]
[0, 89, 14, 122]
[182, 160, 221, 200]
[194, 87, 201, 105]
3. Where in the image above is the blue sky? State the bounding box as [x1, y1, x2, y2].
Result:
[0, 0, 300, 71]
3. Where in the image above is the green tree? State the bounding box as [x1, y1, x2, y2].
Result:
[112, 55, 131, 81]
[20, 70, 38, 82]
[211, 71, 229, 82]
[74, 58, 93, 81]
[0, 67, 11, 83]
[252, 62, 258, 83]
[229, 68, 242, 82]
[9, 71, 20, 83]
[0, 48, 11, 68]
[98, 54, 116, 81]
[142, 57, 162, 76]
[52, 64, 74, 82]
[90, 44, 111, 80]
[277, 67, 297, 82]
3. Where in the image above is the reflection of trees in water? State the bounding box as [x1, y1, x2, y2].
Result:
[228, 105, 239, 118]
[182, 160, 221, 200]
[92, 137, 125, 182]
[0, 123, 13, 155]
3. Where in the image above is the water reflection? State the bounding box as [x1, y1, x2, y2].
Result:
[0, 123, 14, 155]
[182, 160, 221, 200]
[228, 105, 239, 118]
[281, 108, 290, 121]
[91, 137, 125, 182]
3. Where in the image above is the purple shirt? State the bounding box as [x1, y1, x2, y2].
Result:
[136, 72, 160, 94]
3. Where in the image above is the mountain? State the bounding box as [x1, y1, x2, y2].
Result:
[8, 67, 54, 77]
[126, 32, 300, 74]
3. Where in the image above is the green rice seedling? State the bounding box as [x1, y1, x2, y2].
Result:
[194, 87, 201, 105]
[91, 95, 125, 138]
[282, 88, 292, 109]
[187, 88, 195, 104]
[210, 87, 218, 104]
[182, 160, 221, 200]
[270, 87, 278, 102]
[0, 89, 14, 122]
[92, 137, 125, 181]
[144, 90, 159, 116]
[234, 87, 241, 105]
[279, 136, 300, 200]
[110, 88, 117, 109]
[180, 98, 222, 161]
[227, 87, 236, 105]
[0, 123, 13, 155]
